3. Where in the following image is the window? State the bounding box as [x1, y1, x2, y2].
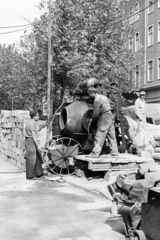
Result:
[129, 36, 133, 50]
[148, 25, 154, 46]
[135, 3, 139, 21]
[129, 6, 134, 25]
[130, 6, 133, 15]
[158, 58, 160, 79]
[135, 3, 139, 12]
[135, 65, 140, 87]
[148, 0, 154, 13]
[158, 22, 160, 42]
[148, 60, 154, 81]
[135, 32, 140, 51]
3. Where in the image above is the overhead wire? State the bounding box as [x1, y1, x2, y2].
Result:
[0, 0, 158, 36]
[0, 24, 31, 29]
[108, 0, 159, 27]
[0, 0, 158, 32]
[67, 0, 159, 32]
[0, 26, 31, 35]
[98, 50, 160, 54]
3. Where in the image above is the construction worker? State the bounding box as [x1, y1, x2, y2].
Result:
[135, 91, 146, 124]
[87, 87, 119, 157]
[25, 110, 44, 180]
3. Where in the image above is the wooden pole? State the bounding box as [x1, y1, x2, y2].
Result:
[46, 0, 52, 142]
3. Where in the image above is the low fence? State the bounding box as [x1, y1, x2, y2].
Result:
[0, 110, 30, 170]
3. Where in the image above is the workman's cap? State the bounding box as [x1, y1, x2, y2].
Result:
[139, 91, 146, 95]
[87, 87, 99, 94]
[87, 78, 98, 88]
[29, 110, 37, 117]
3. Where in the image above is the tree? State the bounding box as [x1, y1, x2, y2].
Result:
[0, 44, 28, 110]
[0, 0, 135, 112]
[51, 0, 135, 94]
[0, 3, 49, 111]
[18, 15, 48, 110]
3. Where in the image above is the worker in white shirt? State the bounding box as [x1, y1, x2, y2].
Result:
[135, 91, 146, 124]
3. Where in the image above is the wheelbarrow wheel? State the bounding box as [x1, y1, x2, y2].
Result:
[45, 135, 61, 147]
[133, 230, 146, 240]
[49, 135, 61, 145]
[46, 137, 83, 176]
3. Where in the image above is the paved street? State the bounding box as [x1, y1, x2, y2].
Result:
[0, 160, 124, 240]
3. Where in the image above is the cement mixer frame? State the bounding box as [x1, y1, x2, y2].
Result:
[44, 81, 135, 176]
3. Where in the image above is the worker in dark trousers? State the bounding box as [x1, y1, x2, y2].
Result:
[87, 87, 119, 157]
[25, 110, 43, 180]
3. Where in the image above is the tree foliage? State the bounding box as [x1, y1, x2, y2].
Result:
[52, 0, 135, 91]
[0, 44, 29, 110]
[0, 0, 135, 111]
[0, 12, 48, 110]
[19, 15, 48, 109]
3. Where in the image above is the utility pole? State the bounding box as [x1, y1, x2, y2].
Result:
[46, 0, 52, 142]
[143, 0, 147, 87]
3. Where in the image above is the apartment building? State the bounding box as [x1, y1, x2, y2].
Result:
[120, 0, 160, 103]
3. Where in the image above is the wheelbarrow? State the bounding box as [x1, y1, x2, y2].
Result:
[108, 184, 146, 240]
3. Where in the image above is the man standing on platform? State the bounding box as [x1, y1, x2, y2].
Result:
[87, 87, 119, 157]
[135, 91, 146, 124]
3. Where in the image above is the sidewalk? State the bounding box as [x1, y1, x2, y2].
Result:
[61, 175, 113, 202]
[0, 159, 124, 240]
[0, 159, 37, 193]
[0, 159, 24, 173]
[0, 159, 113, 203]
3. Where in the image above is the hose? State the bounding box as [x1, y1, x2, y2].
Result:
[90, 188, 113, 201]
[87, 120, 94, 142]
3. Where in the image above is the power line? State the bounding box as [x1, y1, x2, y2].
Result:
[0, 0, 158, 36]
[98, 50, 160, 54]
[121, 0, 158, 24]
[0, 24, 31, 29]
[51, 0, 158, 33]
[101, 0, 158, 29]
[137, 51, 160, 53]
[0, 26, 31, 35]
[78, 0, 159, 32]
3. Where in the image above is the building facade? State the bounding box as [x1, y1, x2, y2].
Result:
[120, 0, 160, 103]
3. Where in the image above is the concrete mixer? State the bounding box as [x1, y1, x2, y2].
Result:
[44, 80, 134, 176]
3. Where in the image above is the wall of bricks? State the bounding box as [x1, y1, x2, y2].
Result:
[0, 110, 30, 170]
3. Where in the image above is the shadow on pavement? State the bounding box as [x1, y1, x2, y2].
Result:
[104, 216, 125, 236]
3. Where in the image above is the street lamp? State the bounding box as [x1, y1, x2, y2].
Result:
[11, 92, 27, 110]
[11, 96, 19, 111]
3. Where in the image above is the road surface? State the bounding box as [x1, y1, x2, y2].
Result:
[0, 160, 124, 240]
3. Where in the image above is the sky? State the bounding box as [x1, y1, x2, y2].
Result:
[0, 0, 43, 44]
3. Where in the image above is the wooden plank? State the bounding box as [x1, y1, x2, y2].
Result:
[89, 162, 139, 171]
[88, 160, 139, 171]
[88, 162, 111, 170]
[75, 155, 129, 163]
[74, 154, 152, 164]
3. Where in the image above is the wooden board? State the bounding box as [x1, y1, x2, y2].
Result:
[74, 153, 153, 171]
[74, 153, 153, 163]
